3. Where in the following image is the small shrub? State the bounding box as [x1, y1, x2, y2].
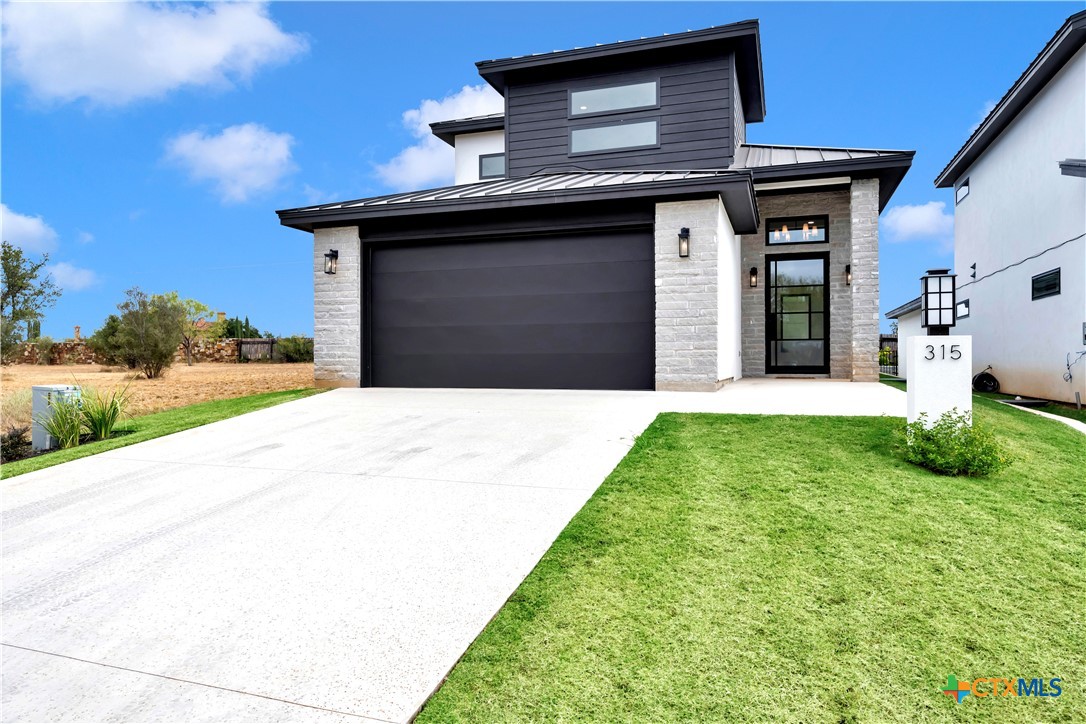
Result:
[80, 385, 131, 441]
[32, 336, 55, 365]
[878, 346, 894, 366]
[1, 425, 31, 462]
[277, 336, 314, 363]
[903, 409, 1011, 477]
[35, 393, 83, 449]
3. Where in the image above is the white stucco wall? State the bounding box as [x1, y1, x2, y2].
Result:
[717, 203, 742, 382]
[896, 310, 922, 380]
[951, 45, 1086, 403]
[453, 131, 505, 185]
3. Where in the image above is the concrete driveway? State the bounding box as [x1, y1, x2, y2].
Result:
[2, 382, 903, 722]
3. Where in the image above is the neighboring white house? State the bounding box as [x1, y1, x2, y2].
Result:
[903, 10, 1085, 403]
[885, 298, 922, 380]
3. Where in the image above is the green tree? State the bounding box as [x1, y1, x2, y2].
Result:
[223, 315, 268, 339]
[114, 288, 185, 379]
[1, 241, 61, 363]
[87, 314, 138, 368]
[156, 292, 221, 366]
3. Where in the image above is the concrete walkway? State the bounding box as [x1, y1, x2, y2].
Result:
[2, 381, 903, 722]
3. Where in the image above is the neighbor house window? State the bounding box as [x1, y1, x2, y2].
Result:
[955, 178, 970, 204]
[956, 298, 970, 320]
[1032, 268, 1060, 300]
[570, 121, 658, 155]
[479, 153, 505, 180]
[766, 216, 829, 245]
[570, 81, 658, 117]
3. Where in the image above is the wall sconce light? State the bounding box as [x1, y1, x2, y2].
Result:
[324, 249, 339, 275]
[678, 227, 690, 258]
[749, 266, 758, 288]
[845, 263, 852, 286]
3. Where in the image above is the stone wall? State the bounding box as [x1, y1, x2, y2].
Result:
[654, 197, 725, 391]
[11, 338, 252, 366]
[312, 227, 362, 387]
[849, 178, 881, 382]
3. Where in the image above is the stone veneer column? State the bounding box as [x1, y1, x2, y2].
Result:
[313, 227, 361, 387]
[849, 178, 880, 382]
[655, 198, 722, 391]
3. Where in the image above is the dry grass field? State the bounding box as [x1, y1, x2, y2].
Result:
[1, 363, 314, 429]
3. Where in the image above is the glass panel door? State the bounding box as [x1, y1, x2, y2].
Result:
[766, 253, 829, 373]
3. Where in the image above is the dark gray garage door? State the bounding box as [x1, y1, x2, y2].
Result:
[370, 230, 654, 390]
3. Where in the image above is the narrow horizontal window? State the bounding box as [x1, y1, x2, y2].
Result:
[955, 178, 970, 204]
[1031, 268, 1060, 300]
[956, 298, 970, 320]
[570, 81, 657, 116]
[766, 216, 829, 245]
[570, 121, 657, 154]
[479, 153, 505, 180]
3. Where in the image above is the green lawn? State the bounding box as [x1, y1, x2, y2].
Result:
[419, 397, 1085, 722]
[1, 388, 323, 478]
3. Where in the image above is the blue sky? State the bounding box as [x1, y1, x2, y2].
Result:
[2, 1, 1079, 339]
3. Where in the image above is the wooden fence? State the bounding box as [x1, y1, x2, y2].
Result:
[238, 338, 276, 361]
[878, 334, 899, 376]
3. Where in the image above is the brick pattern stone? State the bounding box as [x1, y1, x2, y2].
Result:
[313, 227, 361, 386]
[740, 189, 853, 378]
[849, 178, 880, 382]
[11, 338, 263, 366]
[655, 198, 724, 391]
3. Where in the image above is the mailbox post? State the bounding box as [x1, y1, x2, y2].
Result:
[907, 269, 972, 426]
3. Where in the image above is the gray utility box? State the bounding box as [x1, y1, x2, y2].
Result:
[32, 385, 81, 451]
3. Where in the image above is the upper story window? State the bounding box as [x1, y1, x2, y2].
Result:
[766, 216, 828, 245]
[570, 81, 658, 117]
[955, 178, 970, 204]
[570, 121, 658, 155]
[1032, 268, 1060, 300]
[479, 153, 505, 180]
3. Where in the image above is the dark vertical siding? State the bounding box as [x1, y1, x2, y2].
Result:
[506, 54, 734, 177]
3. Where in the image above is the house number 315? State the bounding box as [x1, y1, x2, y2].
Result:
[924, 344, 962, 361]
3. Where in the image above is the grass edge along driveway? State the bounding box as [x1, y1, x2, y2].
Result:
[418, 397, 1085, 723]
[1, 388, 324, 479]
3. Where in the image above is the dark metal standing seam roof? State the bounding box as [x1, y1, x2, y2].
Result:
[935, 10, 1086, 188]
[429, 113, 505, 146]
[276, 170, 761, 233]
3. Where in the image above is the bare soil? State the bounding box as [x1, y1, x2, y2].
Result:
[1, 363, 315, 429]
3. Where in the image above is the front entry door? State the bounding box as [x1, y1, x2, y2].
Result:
[766, 253, 830, 374]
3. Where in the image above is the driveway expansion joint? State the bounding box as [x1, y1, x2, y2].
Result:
[2, 643, 393, 723]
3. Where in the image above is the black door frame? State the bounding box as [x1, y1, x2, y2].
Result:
[764, 251, 831, 375]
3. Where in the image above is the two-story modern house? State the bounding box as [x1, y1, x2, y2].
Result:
[278, 20, 914, 391]
[891, 11, 1085, 404]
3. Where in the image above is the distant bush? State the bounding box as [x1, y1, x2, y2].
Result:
[903, 410, 1011, 477]
[31, 336, 55, 365]
[1, 425, 31, 462]
[277, 336, 314, 363]
[88, 315, 137, 368]
[112, 288, 185, 379]
[879, 346, 894, 366]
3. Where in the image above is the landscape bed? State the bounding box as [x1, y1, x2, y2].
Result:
[419, 396, 1085, 722]
[1, 388, 323, 478]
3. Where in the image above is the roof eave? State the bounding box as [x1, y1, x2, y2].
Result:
[475, 21, 766, 122]
[277, 174, 760, 235]
[746, 152, 916, 211]
[935, 10, 1086, 188]
[886, 297, 922, 319]
[429, 115, 506, 146]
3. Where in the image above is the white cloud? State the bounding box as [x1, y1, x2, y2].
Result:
[882, 201, 954, 252]
[1, 2, 307, 107]
[1, 203, 58, 253]
[165, 123, 296, 203]
[375, 84, 503, 191]
[47, 262, 100, 292]
[77, 231, 95, 245]
[968, 99, 997, 134]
